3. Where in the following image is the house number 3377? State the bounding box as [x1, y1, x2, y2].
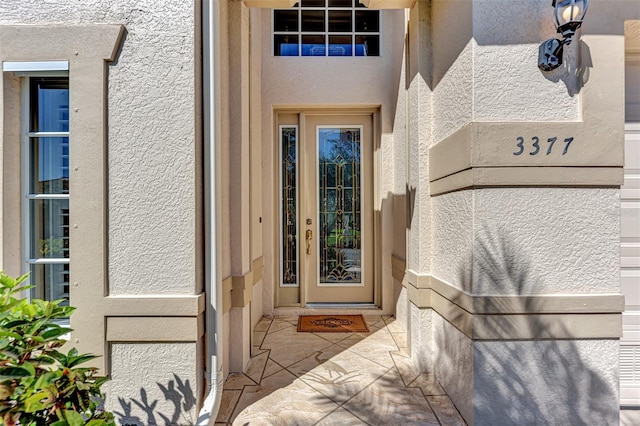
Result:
[513, 136, 574, 156]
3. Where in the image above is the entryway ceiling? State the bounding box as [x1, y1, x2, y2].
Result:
[242, 0, 416, 8]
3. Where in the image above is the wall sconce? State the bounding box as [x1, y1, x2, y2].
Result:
[538, 0, 589, 71]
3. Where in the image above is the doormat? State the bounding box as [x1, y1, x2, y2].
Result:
[297, 315, 369, 333]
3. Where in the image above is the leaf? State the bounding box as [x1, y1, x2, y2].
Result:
[85, 419, 114, 426]
[0, 366, 33, 380]
[27, 318, 49, 336]
[0, 348, 20, 360]
[22, 304, 37, 318]
[2, 319, 30, 329]
[40, 327, 71, 342]
[33, 371, 60, 389]
[63, 410, 85, 426]
[66, 353, 99, 368]
[23, 390, 48, 413]
[0, 332, 21, 341]
[67, 347, 78, 359]
[19, 361, 36, 376]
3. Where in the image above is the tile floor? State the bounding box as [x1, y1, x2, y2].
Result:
[215, 315, 466, 426]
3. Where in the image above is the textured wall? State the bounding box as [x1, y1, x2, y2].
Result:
[430, 0, 582, 142]
[105, 342, 201, 426]
[431, 0, 473, 143]
[409, 302, 433, 373]
[0, 0, 199, 295]
[433, 313, 473, 423]
[395, 285, 408, 330]
[406, 0, 433, 273]
[472, 0, 580, 121]
[474, 339, 619, 425]
[431, 191, 474, 293]
[107, 1, 197, 294]
[473, 188, 620, 295]
[0, 0, 202, 418]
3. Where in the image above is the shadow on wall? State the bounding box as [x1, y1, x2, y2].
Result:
[114, 374, 196, 426]
[436, 224, 618, 425]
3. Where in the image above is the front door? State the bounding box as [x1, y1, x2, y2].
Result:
[303, 114, 374, 304]
[277, 112, 374, 305]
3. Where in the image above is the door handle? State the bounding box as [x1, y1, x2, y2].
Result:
[306, 229, 313, 255]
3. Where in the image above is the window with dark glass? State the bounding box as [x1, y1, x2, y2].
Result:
[25, 77, 70, 305]
[273, 0, 380, 57]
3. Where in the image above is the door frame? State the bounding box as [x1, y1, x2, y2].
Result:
[273, 107, 381, 308]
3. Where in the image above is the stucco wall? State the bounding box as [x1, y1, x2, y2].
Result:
[433, 313, 473, 423]
[0, 0, 200, 295]
[410, 0, 626, 423]
[472, 0, 580, 121]
[474, 339, 619, 425]
[0, 1, 203, 422]
[431, 0, 472, 143]
[105, 342, 202, 425]
[107, 2, 198, 295]
[431, 188, 620, 297]
[473, 188, 620, 295]
[431, 191, 473, 293]
[406, 0, 433, 273]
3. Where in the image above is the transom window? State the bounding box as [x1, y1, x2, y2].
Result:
[273, 0, 380, 57]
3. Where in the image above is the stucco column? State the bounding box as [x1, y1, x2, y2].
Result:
[227, 0, 253, 372]
[403, 1, 632, 424]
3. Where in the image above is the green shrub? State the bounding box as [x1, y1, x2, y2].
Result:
[0, 272, 114, 426]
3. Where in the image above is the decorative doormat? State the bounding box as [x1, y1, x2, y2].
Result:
[297, 315, 369, 333]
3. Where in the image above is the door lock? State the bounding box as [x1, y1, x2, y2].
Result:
[306, 229, 313, 255]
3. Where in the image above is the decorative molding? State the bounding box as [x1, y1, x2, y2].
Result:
[244, 0, 418, 8]
[430, 167, 623, 196]
[252, 256, 264, 285]
[358, 0, 416, 9]
[229, 257, 265, 309]
[243, 0, 296, 8]
[404, 270, 624, 340]
[104, 294, 205, 316]
[223, 277, 233, 314]
[391, 254, 406, 285]
[232, 273, 252, 308]
[106, 315, 204, 342]
[1, 24, 125, 373]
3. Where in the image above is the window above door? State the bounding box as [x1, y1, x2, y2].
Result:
[273, 0, 380, 57]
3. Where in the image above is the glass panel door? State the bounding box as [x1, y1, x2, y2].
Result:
[303, 114, 373, 304]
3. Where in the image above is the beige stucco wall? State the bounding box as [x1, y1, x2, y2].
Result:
[402, 0, 635, 423]
[0, 0, 204, 423]
[0, 0, 202, 296]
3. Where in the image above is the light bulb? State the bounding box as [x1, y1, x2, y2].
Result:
[562, 4, 581, 22]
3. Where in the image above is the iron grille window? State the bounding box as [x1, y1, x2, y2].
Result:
[273, 0, 380, 57]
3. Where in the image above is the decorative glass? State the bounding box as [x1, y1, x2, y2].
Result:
[281, 128, 298, 286]
[318, 128, 362, 284]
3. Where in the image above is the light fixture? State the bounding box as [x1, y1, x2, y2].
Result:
[538, 0, 589, 71]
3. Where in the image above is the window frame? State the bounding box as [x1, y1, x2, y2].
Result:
[19, 70, 70, 304]
[272, 0, 381, 57]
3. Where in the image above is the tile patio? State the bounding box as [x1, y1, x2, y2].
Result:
[215, 315, 466, 426]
